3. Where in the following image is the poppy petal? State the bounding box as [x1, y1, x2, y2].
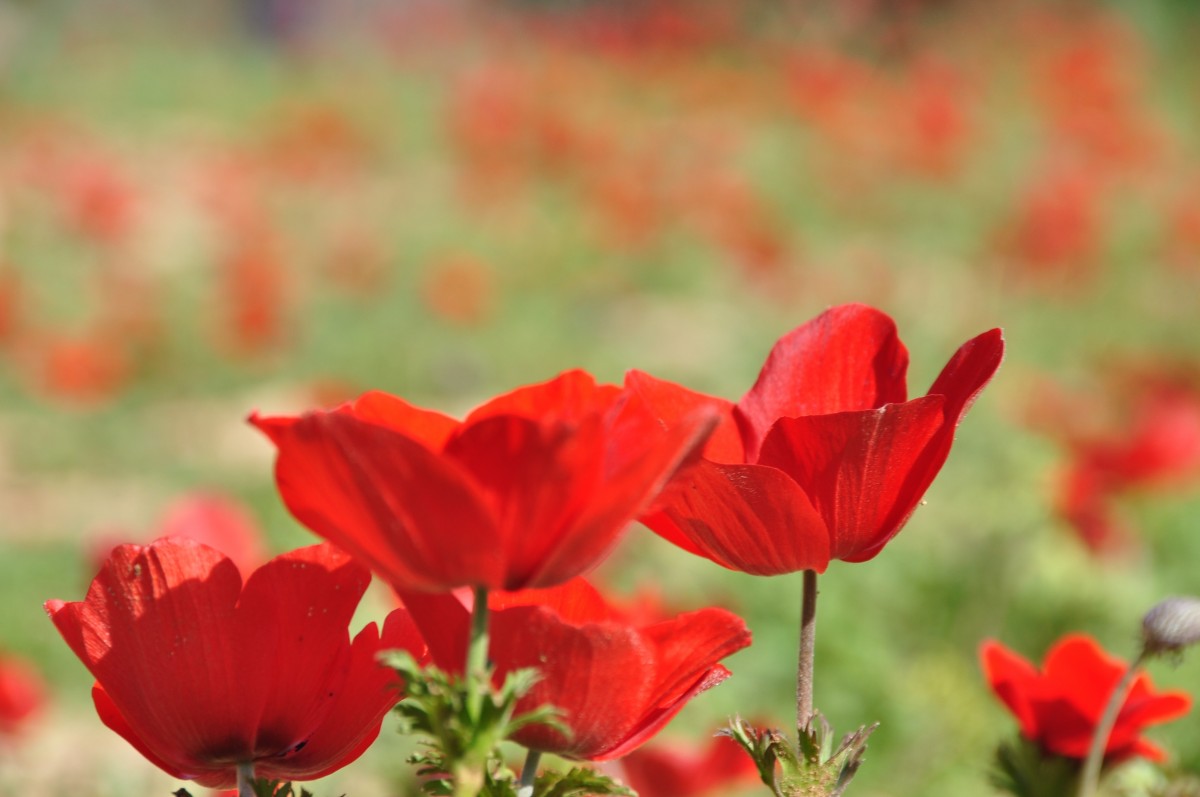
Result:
[757, 398, 944, 562]
[642, 459, 832, 575]
[624, 370, 744, 463]
[251, 411, 501, 591]
[736, 304, 909, 459]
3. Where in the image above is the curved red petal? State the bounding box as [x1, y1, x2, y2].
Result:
[758, 398, 944, 562]
[251, 411, 501, 592]
[624, 370, 744, 463]
[445, 414, 605, 589]
[239, 544, 370, 759]
[735, 304, 909, 459]
[347, 391, 459, 449]
[91, 683, 222, 785]
[643, 459, 831, 575]
[394, 589, 472, 673]
[532, 403, 719, 588]
[259, 609, 421, 781]
[852, 328, 1005, 562]
[465, 370, 621, 425]
[48, 539, 255, 768]
[488, 578, 620, 625]
[494, 604, 656, 760]
[980, 641, 1041, 739]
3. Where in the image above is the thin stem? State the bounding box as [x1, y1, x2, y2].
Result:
[236, 762, 256, 797]
[1077, 648, 1148, 797]
[465, 585, 490, 720]
[797, 569, 818, 738]
[517, 749, 542, 797]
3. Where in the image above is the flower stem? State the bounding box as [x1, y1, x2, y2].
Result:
[517, 749, 542, 797]
[797, 569, 818, 738]
[236, 762, 256, 797]
[1077, 648, 1148, 797]
[466, 585, 490, 720]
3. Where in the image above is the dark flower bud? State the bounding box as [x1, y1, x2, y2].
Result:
[1142, 596, 1200, 656]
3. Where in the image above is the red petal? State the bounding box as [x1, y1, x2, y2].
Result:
[624, 370, 744, 463]
[531, 403, 719, 588]
[736, 304, 909, 459]
[347, 391, 458, 449]
[91, 684, 222, 785]
[980, 641, 1041, 740]
[488, 578, 621, 625]
[642, 459, 832, 575]
[444, 414, 605, 589]
[394, 589, 472, 673]
[259, 609, 422, 781]
[251, 412, 501, 592]
[757, 398, 944, 562]
[493, 604, 656, 760]
[881, 329, 1004, 542]
[238, 544, 369, 759]
[464, 370, 621, 425]
[47, 539, 254, 771]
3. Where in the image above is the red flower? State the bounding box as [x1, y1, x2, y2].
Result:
[398, 579, 751, 761]
[980, 635, 1191, 762]
[0, 652, 45, 737]
[250, 370, 716, 593]
[46, 539, 426, 789]
[629, 303, 1004, 574]
[618, 734, 758, 797]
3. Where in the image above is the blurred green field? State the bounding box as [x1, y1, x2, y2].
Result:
[2, 3, 1200, 796]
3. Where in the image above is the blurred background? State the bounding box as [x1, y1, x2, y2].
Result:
[2, 0, 1200, 795]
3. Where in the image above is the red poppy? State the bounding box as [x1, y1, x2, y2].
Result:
[46, 539, 426, 789]
[0, 653, 45, 737]
[628, 303, 1003, 575]
[398, 578, 751, 761]
[980, 635, 1191, 762]
[618, 734, 758, 797]
[250, 369, 717, 593]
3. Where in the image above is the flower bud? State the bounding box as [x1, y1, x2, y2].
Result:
[1142, 596, 1200, 655]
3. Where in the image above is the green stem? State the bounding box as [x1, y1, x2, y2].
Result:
[797, 569, 818, 738]
[466, 585, 490, 720]
[236, 762, 256, 797]
[518, 749, 542, 797]
[1077, 648, 1148, 797]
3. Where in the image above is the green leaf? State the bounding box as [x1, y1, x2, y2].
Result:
[533, 767, 635, 797]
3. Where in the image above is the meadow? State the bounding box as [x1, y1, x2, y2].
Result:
[2, 2, 1200, 795]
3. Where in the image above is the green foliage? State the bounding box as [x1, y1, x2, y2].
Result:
[173, 780, 334, 797]
[989, 738, 1081, 797]
[723, 714, 876, 797]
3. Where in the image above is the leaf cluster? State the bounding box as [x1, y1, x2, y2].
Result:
[722, 714, 876, 797]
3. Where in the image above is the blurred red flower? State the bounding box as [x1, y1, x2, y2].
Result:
[618, 734, 758, 797]
[0, 653, 45, 737]
[46, 539, 425, 789]
[89, 492, 269, 579]
[398, 578, 751, 761]
[251, 370, 716, 593]
[980, 635, 1190, 762]
[629, 303, 1003, 574]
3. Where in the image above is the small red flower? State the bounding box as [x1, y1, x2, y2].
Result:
[46, 539, 426, 789]
[0, 652, 45, 737]
[618, 734, 758, 797]
[980, 635, 1191, 762]
[399, 579, 751, 761]
[629, 303, 1003, 574]
[251, 370, 716, 593]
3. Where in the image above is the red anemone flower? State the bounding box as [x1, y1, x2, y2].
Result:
[398, 578, 751, 761]
[981, 635, 1191, 762]
[46, 539, 426, 789]
[250, 369, 716, 593]
[628, 303, 1004, 575]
